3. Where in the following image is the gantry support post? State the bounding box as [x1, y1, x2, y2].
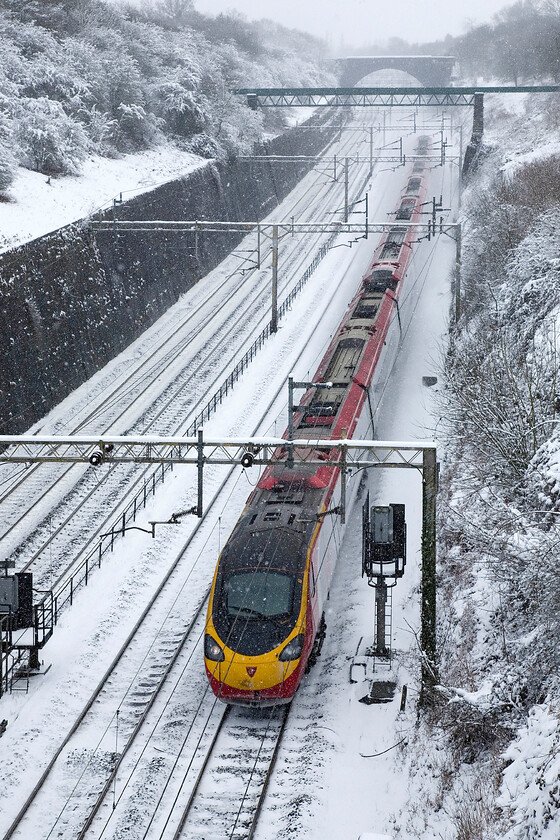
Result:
[287, 376, 295, 468]
[271, 224, 278, 333]
[458, 124, 463, 210]
[455, 222, 462, 325]
[420, 447, 438, 703]
[473, 92, 484, 135]
[462, 92, 484, 177]
[344, 158, 349, 223]
[197, 428, 204, 518]
[375, 576, 388, 655]
[340, 430, 347, 524]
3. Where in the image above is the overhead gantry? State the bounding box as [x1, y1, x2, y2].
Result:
[236, 85, 560, 176]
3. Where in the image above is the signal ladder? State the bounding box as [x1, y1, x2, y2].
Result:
[369, 582, 393, 668]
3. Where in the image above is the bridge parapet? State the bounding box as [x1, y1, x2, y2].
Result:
[336, 55, 456, 87]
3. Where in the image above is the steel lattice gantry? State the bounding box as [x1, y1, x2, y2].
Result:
[0, 434, 438, 690]
[234, 85, 560, 108]
[0, 434, 429, 468]
[87, 220, 448, 235]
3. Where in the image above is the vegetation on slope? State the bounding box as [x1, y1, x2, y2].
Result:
[352, 0, 560, 88]
[0, 0, 334, 188]
[416, 94, 560, 840]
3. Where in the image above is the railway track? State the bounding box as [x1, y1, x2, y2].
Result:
[0, 109, 458, 840]
[2, 364, 296, 840]
[0, 113, 379, 597]
[0, 134, 394, 834]
[171, 704, 289, 840]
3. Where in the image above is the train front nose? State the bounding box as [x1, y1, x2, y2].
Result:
[206, 650, 302, 705]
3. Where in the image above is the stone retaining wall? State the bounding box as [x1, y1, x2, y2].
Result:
[0, 113, 340, 433]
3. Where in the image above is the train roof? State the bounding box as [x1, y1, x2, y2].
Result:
[221, 525, 309, 575]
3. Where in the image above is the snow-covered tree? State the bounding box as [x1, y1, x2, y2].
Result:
[13, 97, 88, 175]
[150, 0, 194, 26]
[0, 112, 16, 190]
[0, 0, 332, 170]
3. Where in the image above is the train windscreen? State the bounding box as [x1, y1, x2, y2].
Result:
[213, 568, 302, 654]
[225, 570, 293, 620]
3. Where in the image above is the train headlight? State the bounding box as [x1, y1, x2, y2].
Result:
[204, 634, 225, 662]
[278, 634, 305, 662]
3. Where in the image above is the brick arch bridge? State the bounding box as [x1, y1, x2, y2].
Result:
[336, 56, 455, 87]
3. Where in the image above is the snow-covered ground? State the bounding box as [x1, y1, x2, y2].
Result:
[426, 91, 560, 840]
[281, 197, 454, 840]
[0, 112, 467, 839]
[0, 110, 321, 254]
[0, 143, 205, 253]
[1, 75, 559, 838]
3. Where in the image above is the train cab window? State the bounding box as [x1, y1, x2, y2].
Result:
[263, 510, 281, 522]
[213, 531, 305, 653]
[225, 571, 294, 620]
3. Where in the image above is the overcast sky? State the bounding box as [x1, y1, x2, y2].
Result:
[193, 0, 511, 48]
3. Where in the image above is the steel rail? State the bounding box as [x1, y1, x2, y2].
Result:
[0, 499, 217, 840]
[1, 185, 379, 836]
[38, 152, 361, 605]
[73, 601, 211, 840]
[169, 704, 291, 840]
[2, 119, 438, 839]
[0, 116, 366, 577]
[165, 706, 232, 840]
[1, 365, 290, 840]
[0, 118, 420, 600]
[244, 704, 291, 840]
[0, 113, 346, 507]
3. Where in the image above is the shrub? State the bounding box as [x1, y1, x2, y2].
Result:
[185, 132, 223, 159]
[14, 97, 89, 175]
